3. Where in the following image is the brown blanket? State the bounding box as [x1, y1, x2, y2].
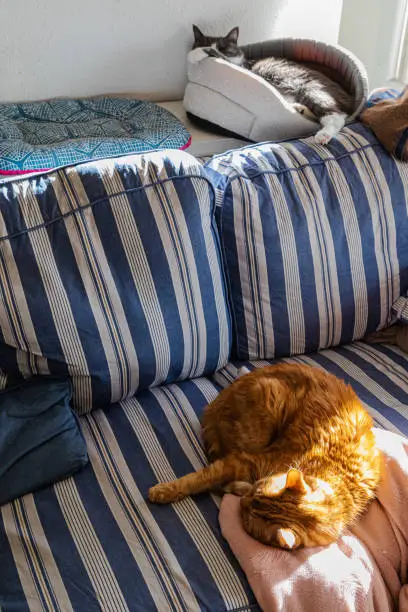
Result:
[361, 88, 408, 160]
[220, 429, 408, 611]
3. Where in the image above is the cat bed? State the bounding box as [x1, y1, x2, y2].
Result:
[184, 38, 369, 142]
[0, 97, 191, 176]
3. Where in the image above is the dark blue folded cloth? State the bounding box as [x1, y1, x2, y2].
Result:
[0, 377, 88, 506]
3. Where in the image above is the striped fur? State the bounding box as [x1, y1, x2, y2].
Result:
[214, 343, 408, 437]
[2, 343, 408, 610]
[0, 151, 231, 413]
[206, 123, 408, 360]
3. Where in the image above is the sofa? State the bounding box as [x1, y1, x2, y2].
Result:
[0, 121, 408, 611]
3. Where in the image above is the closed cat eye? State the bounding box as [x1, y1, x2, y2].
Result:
[251, 498, 266, 509]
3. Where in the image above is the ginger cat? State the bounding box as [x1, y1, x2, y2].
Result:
[149, 364, 382, 550]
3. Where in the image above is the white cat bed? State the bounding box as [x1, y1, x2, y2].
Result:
[183, 38, 369, 142]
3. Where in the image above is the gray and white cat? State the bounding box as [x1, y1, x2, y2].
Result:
[189, 26, 355, 144]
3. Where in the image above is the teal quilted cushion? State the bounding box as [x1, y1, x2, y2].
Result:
[0, 97, 191, 175]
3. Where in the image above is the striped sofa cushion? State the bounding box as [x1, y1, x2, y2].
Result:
[0, 151, 231, 413]
[0, 377, 257, 612]
[206, 123, 408, 360]
[1, 342, 408, 611]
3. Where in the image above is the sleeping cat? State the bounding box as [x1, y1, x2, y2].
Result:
[149, 363, 382, 550]
[189, 25, 355, 145]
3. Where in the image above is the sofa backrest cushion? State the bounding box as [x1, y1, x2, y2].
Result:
[0, 151, 231, 413]
[206, 123, 408, 360]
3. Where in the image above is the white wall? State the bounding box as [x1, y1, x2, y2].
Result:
[339, 0, 405, 89]
[1, 0, 343, 103]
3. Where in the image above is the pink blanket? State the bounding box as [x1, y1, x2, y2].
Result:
[219, 430, 408, 611]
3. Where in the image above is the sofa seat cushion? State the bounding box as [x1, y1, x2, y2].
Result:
[0, 150, 231, 413]
[1, 343, 408, 611]
[206, 123, 408, 361]
[0, 377, 257, 612]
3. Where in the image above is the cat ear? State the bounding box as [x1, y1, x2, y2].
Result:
[225, 27, 239, 43]
[193, 25, 205, 44]
[277, 527, 298, 550]
[285, 469, 308, 494]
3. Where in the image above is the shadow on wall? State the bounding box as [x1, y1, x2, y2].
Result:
[339, 0, 405, 89]
[0, 0, 343, 102]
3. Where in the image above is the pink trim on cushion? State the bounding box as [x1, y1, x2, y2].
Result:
[0, 167, 50, 176]
[0, 137, 192, 177]
[179, 136, 192, 151]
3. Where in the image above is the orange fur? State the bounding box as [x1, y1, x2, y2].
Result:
[149, 364, 382, 549]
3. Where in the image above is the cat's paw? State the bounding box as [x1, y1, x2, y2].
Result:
[314, 129, 333, 145]
[188, 48, 208, 64]
[148, 483, 184, 504]
[292, 103, 316, 121]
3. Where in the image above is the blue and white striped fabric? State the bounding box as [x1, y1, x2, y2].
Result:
[206, 123, 408, 360]
[0, 377, 258, 612]
[0, 151, 231, 413]
[2, 341, 408, 611]
[0, 367, 7, 390]
[393, 294, 408, 324]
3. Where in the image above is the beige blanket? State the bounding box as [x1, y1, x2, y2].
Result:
[219, 430, 408, 611]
